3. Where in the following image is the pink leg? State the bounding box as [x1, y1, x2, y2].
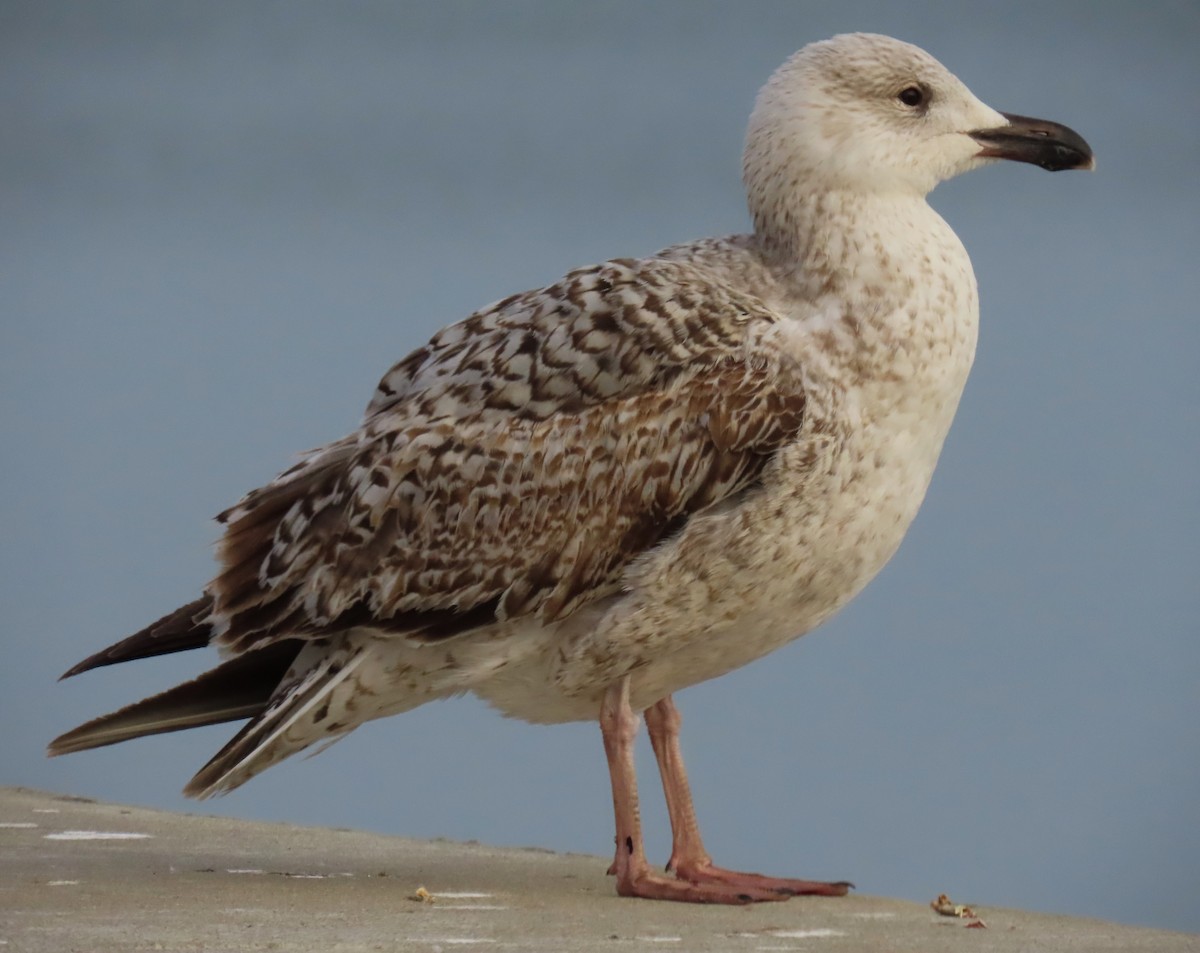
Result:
[599, 678, 787, 903]
[644, 695, 853, 897]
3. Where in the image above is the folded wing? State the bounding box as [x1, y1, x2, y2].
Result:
[209, 256, 808, 655]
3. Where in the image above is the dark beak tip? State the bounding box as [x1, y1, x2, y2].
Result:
[1042, 147, 1096, 174]
[974, 112, 1094, 173]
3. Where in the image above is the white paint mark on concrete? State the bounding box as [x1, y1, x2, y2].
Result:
[0, 822, 38, 828]
[767, 928, 845, 938]
[437, 891, 494, 898]
[47, 880, 80, 886]
[226, 869, 266, 874]
[32, 808, 61, 814]
[44, 830, 152, 840]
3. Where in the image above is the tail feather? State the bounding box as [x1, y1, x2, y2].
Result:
[60, 597, 214, 680]
[47, 640, 302, 756]
[182, 644, 367, 799]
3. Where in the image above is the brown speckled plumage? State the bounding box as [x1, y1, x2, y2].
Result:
[210, 258, 807, 655]
[51, 34, 1090, 893]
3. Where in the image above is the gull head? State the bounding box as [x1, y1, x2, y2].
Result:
[744, 33, 1093, 209]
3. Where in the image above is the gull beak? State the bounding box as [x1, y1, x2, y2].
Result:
[970, 112, 1095, 172]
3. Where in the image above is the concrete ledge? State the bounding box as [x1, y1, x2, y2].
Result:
[1, 786, 1194, 952]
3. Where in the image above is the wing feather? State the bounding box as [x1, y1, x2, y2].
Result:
[207, 257, 807, 653]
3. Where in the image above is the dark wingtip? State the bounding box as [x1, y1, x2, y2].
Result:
[49, 639, 302, 759]
[58, 597, 214, 680]
[46, 725, 91, 757]
[59, 651, 112, 681]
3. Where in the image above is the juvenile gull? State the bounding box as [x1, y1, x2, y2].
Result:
[50, 34, 1092, 903]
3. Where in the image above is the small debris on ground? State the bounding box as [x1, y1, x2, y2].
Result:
[931, 893, 986, 927]
[931, 893, 976, 918]
[410, 885, 435, 903]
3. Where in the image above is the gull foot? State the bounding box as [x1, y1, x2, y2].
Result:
[671, 860, 853, 897]
[616, 866, 790, 904]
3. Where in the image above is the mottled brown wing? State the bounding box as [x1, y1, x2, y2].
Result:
[209, 257, 806, 654]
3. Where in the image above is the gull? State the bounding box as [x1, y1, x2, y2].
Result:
[50, 33, 1092, 903]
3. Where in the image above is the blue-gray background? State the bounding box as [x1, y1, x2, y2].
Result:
[4, 0, 1197, 934]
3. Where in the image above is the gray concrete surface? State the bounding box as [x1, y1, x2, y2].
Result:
[1, 786, 1195, 953]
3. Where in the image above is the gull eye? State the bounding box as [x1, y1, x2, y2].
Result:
[898, 85, 926, 108]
